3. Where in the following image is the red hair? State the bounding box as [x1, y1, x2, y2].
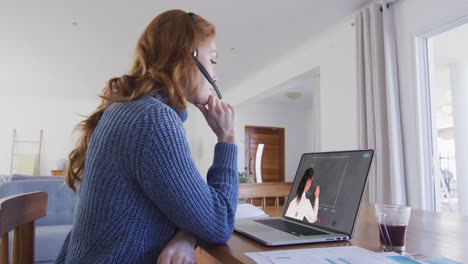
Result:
[65, 10, 215, 191]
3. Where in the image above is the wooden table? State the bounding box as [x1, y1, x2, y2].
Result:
[199, 204, 468, 263]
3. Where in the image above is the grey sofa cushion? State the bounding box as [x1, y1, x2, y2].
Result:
[36, 225, 73, 262]
[11, 174, 63, 181]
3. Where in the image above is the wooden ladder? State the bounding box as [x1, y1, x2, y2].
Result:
[9, 128, 43, 175]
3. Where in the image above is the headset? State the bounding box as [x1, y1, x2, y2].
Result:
[188, 12, 223, 100]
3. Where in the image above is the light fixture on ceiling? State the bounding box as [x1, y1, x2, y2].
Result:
[284, 91, 302, 100]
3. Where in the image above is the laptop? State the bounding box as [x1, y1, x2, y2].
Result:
[234, 149, 374, 246]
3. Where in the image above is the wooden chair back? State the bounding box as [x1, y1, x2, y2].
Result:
[238, 182, 292, 209]
[0, 192, 47, 264]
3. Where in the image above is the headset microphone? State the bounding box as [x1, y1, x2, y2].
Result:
[192, 50, 222, 99]
[189, 12, 223, 100]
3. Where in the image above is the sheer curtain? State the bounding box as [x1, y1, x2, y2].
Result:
[356, 0, 407, 205]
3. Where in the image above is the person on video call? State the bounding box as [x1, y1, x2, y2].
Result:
[56, 10, 237, 264]
[285, 167, 320, 223]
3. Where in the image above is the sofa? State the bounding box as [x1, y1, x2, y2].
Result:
[0, 176, 77, 263]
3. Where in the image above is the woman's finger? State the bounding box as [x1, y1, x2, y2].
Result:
[172, 255, 182, 264]
[156, 251, 169, 264]
[207, 95, 215, 111]
[222, 101, 229, 112]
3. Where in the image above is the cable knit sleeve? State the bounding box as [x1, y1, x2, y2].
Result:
[135, 104, 238, 244]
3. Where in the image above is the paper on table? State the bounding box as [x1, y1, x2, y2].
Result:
[235, 203, 269, 220]
[419, 258, 462, 264]
[245, 246, 421, 264]
[376, 252, 462, 264]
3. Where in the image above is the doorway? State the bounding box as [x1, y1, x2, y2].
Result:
[244, 126, 285, 183]
[419, 19, 468, 214]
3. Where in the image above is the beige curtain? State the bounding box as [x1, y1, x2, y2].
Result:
[356, 1, 407, 205]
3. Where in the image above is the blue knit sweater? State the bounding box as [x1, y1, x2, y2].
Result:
[56, 96, 238, 263]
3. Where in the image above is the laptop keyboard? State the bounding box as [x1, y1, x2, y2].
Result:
[255, 219, 328, 237]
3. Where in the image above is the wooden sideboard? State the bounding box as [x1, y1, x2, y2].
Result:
[50, 170, 64, 176]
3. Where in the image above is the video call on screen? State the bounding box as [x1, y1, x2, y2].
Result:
[285, 150, 373, 235]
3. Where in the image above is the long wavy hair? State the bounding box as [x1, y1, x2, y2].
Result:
[296, 167, 314, 202]
[65, 10, 215, 192]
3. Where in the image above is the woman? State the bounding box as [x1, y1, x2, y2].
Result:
[285, 167, 320, 223]
[56, 10, 238, 264]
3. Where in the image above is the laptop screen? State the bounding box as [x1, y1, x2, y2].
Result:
[283, 150, 374, 236]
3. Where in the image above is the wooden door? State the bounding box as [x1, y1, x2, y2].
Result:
[244, 126, 285, 182]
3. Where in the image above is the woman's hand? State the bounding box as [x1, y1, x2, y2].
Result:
[196, 95, 236, 143]
[157, 230, 197, 264]
[314, 185, 320, 199]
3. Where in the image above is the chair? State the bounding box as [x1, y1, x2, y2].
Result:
[0, 179, 76, 262]
[0, 192, 47, 264]
[238, 182, 292, 209]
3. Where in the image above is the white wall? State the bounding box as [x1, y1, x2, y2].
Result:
[308, 72, 321, 152]
[236, 104, 310, 182]
[218, 0, 468, 210]
[0, 3, 357, 182]
[394, 0, 468, 209]
[0, 96, 226, 180]
[187, 14, 358, 184]
[450, 62, 468, 215]
[0, 96, 98, 175]
[226, 18, 358, 152]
